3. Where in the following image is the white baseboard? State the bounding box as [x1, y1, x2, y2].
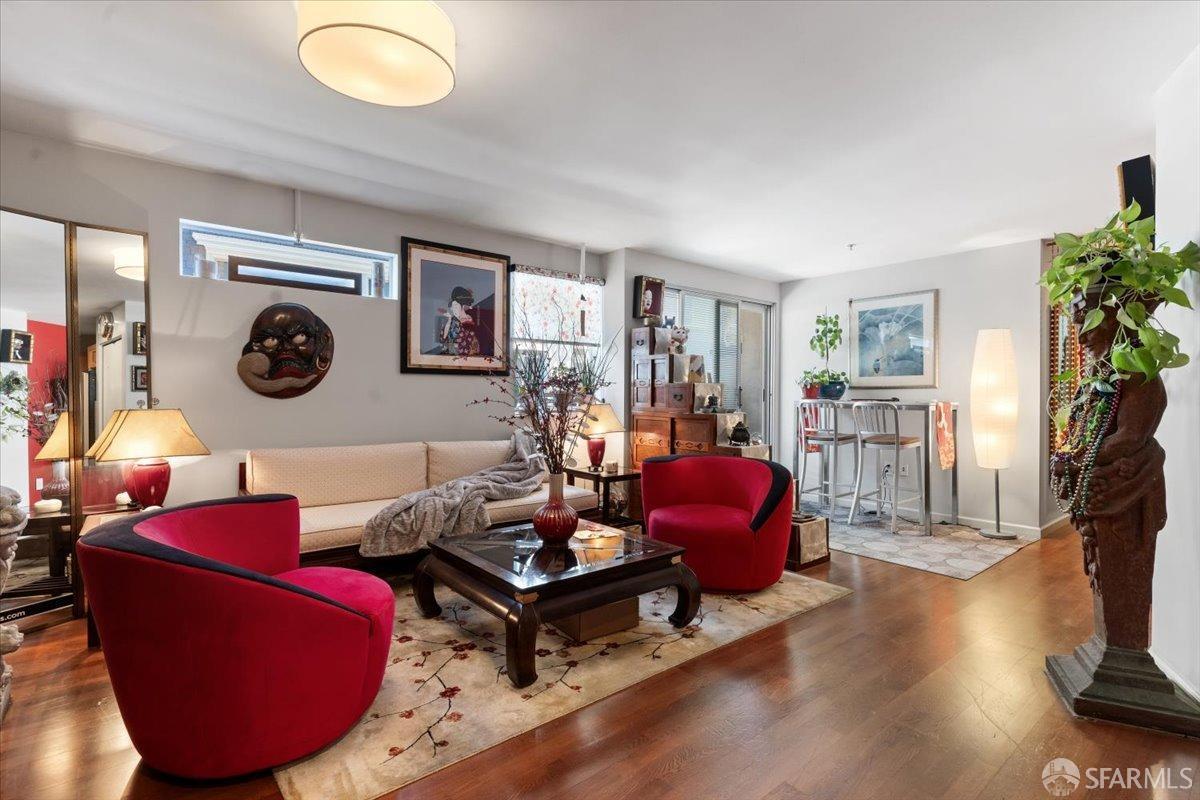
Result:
[803, 494, 1040, 538]
[929, 511, 1040, 539]
[1039, 515, 1073, 537]
[1149, 647, 1200, 705]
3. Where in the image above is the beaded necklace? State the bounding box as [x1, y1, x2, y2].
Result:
[1050, 374, 1121, 519]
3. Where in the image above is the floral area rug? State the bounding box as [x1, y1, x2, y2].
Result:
[275, 572, 850, 800]
[800, 501, 1035, 580]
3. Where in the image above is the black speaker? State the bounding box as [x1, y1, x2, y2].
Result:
[1118, 155, 1155, 220]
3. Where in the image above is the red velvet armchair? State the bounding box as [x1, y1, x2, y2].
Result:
[642, 455, 794, 592]
[76, 495, 395, 779]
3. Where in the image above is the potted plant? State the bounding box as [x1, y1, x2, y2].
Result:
[1041, 201, 1200, 735]
[804, 313, 848, 399]
[1042, 202, 1195, 395]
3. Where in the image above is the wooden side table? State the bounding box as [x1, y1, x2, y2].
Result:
[565, 466, 641, 527]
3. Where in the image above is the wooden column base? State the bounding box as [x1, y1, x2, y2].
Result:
[1046, 635, 1200, 738]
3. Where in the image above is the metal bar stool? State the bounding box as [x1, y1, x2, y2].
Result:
[795, 399, 858, 513]
[847, 401, 927, 533]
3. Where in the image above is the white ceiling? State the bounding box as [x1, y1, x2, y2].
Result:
[1, 1, 1197, 280]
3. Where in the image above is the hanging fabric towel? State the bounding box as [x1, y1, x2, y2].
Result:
[935, 401, 956, 469]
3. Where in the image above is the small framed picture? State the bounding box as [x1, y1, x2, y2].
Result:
[132, 322, 148, 355]
[131, 365, 149, 391]
[0, 329, 34, 364]
[633, 275, 665, 319]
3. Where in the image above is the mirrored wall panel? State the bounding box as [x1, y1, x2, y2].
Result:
[0, 209, 71, 600]
[73, 224, 150, 512]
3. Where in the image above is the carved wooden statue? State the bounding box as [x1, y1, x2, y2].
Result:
[0, 485, 27, 720]
[1046, 291, 1200, 736]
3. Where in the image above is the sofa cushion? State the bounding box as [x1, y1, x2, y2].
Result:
[297, 499, 393, 553]
[247, 443, 427, 508]
[426, 440, 523, 486]
[485, 484, 597, 524]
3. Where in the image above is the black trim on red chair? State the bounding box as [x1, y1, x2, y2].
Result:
[748, 460, 793, 532]
[80, 494, 364, 618]
[643, 454, 792, 532]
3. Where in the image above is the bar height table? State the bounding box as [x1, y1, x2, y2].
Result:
[793, 399, 959, 536]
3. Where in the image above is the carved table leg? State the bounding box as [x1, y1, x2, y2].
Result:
[669, 562, 701, 627]
[412, 555, 442, 618]
[505, 601, 541, 688]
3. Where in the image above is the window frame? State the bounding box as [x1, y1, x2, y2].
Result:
[228, 255, 364, 295]
[180, 219, 397, 299]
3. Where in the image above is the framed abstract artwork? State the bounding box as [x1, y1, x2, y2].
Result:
[401, 237, 511, 375]
[848, 289, 939, 388]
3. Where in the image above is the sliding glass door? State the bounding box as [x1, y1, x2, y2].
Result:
[738, 301, 769, 440]
[663, 288, 772, 443]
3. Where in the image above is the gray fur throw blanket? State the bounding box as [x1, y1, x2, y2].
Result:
[360, 434, 547, 557]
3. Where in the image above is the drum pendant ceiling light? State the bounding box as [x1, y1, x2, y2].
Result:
[296, 1, 455, 107]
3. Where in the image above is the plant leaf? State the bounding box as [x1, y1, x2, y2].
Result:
[1161, 286, 1193, 308]
[1080, 308, 1105, 333]
[1116, 308, 1138, 329]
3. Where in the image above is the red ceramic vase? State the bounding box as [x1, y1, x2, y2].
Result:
[533, 473, 578, 545]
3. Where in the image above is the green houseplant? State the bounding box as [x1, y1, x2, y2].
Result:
[1041, 201, 1198, 429]
[0, 372, 30, 442]
[799, 313, 848, 399]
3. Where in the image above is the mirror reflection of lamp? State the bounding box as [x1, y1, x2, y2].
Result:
[33, 411, 71, 510]
[113, 245, 145, 281]
[576, 402, 625, 472]
[86, 409, 210, 508]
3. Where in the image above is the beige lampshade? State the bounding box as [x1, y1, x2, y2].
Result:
[297, 0, 456, 107]
[34, 412, 70, 461]
[577, 403, 625, 437]
[113, 245, 145, 281]
[86, 409, 211, 462]
[970, 329, 1019, 470]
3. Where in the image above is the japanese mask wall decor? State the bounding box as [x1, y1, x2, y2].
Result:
[237, 303, 334, 398]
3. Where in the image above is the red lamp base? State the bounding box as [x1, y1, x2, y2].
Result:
[586, 436, 606, 471]
[123, 458, 172, 508]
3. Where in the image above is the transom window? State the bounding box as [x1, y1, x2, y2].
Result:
[180, 220, 397, 299]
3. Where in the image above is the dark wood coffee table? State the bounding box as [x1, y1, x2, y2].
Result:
[413, 524, 700, 688]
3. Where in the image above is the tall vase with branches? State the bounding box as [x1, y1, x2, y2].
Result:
[472, 300, 619, 543]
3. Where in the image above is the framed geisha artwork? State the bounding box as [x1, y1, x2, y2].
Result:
[400, 237, 511, 375]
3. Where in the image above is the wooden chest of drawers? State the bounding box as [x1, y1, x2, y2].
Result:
[631, 411, 718, 468]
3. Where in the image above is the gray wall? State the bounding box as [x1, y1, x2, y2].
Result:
[1150, 47, 1200, 699]
[779, 241, 1045, 535]
[0, 129, 606, 504]
[0, 129, 782, 504]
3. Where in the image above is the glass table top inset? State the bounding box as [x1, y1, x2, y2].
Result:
[430, 524, 680, 591]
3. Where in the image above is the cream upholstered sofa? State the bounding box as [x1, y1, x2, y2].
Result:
[242, 440, 598, 556]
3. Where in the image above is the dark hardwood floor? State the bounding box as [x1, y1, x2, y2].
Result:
[3, 526, 1198, 800]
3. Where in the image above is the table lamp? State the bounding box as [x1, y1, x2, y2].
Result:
[576, 402, 624, 472]
[969, 329, 1018, 540]
[86, 409, 210, 508]
[33, 411, 71, 508]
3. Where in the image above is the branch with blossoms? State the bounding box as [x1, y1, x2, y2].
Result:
[468, 304, 620, 474]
